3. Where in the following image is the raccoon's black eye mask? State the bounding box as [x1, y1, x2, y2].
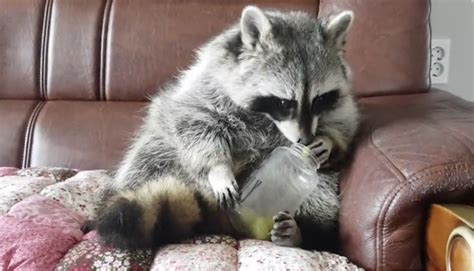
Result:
[249, 96, 297, 121]
[311, 89, 340, 115]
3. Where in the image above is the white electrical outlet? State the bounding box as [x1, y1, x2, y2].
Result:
[431, 39, 450, 84]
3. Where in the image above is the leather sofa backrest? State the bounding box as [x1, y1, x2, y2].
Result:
[0, 0, 431, 169]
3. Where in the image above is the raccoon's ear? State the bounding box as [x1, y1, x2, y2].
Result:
[240, 6, 272, 49]
[323, 10, 354, 49]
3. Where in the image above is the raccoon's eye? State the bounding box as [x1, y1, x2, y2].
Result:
[249, 96, 296, 121]
[311, 89, 340, 115]
[279, 99, 293, 109]
[278, 99, 297, 111]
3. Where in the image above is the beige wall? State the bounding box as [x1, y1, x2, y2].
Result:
[431, 0, 474, 101]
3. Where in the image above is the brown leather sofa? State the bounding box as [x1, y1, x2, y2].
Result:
[1, 0, 473, 270]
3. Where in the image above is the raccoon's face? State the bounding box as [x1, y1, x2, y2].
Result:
[224, 7, 354, 144]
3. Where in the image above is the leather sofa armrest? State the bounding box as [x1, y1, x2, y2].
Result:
[339, 90, 474, 270]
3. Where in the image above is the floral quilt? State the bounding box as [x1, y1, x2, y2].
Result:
[0, 167, 362, 271]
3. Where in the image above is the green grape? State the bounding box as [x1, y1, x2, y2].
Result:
[250, 217, 273, 240]
[238, 208, 273, 240]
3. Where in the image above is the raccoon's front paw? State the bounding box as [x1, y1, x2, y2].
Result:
[270, 211, 302, 247]
[309, 136, 333, 167]
[208, 165, 240, 209]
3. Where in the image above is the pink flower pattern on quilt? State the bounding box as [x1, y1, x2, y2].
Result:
[238, 239, 363, 270]
[181, 234, 239, 249]
[0, 167, 18, 177]
[0, 168, 363, 270]
[152, 243, 238, 271]
[0, 176, 55, 214]
[7, 195, 85, 239]
[0, 194, 84, 270]
[0, 216, 81, 270]
[16, 167, 78, 182]
[55, 232, 154, 271]
[40, 170, 112, 219]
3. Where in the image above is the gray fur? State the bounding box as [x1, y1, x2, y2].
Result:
[103, 6, 359, 250]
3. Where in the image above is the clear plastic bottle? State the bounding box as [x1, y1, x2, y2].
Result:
[230, 143, 320, 240]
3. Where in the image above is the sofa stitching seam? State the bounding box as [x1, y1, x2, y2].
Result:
[39, 0, 53, 100]
[18, 102, 39, 168]
[379, 162, 474, 270]
[369, 111, 474, 269]
[22, 101, 46, 168]
[368, 104, 473, 268]
[369, 127, 406, 269]
[427, 0, 432, 90]
[100, 0, 113, 101]
[369, 131, 406, 182]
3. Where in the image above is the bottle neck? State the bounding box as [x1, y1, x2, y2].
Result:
[288, 143, 320, 170]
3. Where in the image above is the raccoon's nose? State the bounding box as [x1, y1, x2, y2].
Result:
[297, 136, 313, 146]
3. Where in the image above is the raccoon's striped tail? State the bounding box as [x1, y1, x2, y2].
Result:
[94, 177, 205, 249]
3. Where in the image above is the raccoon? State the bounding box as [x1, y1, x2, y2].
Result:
[91, 6, 359, 252]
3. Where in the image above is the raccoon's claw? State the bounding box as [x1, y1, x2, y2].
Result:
[208, 164, 240, 209]
[309, 136, 333, 166]
[216, 186, 240, 209]
[218, 179, 240, 208]
[270, 211, 302, 247]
